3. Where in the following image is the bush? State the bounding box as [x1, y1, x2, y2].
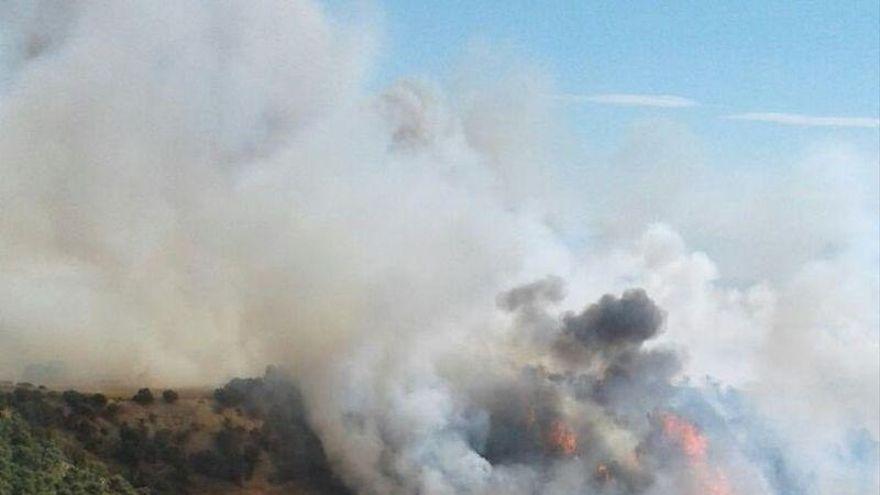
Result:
[114, 423, 190, 493]
[0, 412, 138, 494]
[191, 424, 260, 485]
[213, 378, 261, 410]
[10, 388, 62, 428]
[63, 390, 102, 417]
[91, 393, 108, 408]
[132, 388, 154, 406]
[103, 402, 121, 419]
[161, 389, 179, 404]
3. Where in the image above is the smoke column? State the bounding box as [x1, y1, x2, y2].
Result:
[0, 1, 877, 493]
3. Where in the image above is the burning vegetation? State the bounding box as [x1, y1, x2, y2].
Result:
[546, 419, 577, 456]
[1, 285, 755, 495]
[1, 273, 792, 495]
[659, 413, 733, 495]
[467, 282, 752, 494]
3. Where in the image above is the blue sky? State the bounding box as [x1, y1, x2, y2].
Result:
[344, 0, 880, 163]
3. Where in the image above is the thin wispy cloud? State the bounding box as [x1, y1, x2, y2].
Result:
[553, 93, 698, 108]
[726, 112, 880, 129]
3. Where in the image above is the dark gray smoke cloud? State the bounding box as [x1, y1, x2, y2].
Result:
[497, 275, 566, 312]
[561, 289, 664, 350]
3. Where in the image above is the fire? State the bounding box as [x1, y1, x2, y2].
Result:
[661, 413, 708, 460]
[547, 419, 577, 456]
[661, 413, 733, 495]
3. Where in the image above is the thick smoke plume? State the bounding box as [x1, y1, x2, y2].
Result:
[0, 1, 877, 494]
[559, 289, 663, 350]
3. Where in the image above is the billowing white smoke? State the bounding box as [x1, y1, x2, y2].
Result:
[0, 1, 876, 494]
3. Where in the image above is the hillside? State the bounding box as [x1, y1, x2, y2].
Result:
[0, 369, 348, 495]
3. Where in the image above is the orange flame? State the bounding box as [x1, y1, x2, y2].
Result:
[661, 413, 733, 495]
[547, 419, 577, 456]
[661, 413, 708, 460]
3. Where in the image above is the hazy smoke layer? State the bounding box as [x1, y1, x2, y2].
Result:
[0, 1, 877, 494]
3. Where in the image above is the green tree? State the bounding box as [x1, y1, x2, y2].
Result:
[0, 412, 137, 494]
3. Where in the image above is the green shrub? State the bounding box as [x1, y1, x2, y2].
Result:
[0, 412, 138, 494]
